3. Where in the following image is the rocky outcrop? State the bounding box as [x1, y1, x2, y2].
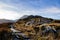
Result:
[12, 15, 60, 40]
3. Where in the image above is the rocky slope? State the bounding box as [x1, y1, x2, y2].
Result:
[0, 15, 60, 40]
[13, 15, 60, 40]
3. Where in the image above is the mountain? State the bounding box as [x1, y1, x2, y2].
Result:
[0, 19, 14, 24]
[13, 15, 54, 33]
[0, 15, 60, 40]
[12, 15, 60, 40]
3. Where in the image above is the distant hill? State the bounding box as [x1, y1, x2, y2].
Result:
[13, 15, 60, 40]
[0, 19, 14, 24]
[0, 19, 14, 31]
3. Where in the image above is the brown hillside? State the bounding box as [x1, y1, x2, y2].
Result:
[0, 19, 14, 40]
[12, 15, 60, 40]
[0, 15, 60, 40]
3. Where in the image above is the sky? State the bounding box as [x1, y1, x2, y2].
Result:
[0, 0, 60, 20]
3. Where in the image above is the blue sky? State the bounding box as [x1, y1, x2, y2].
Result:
[0, 0, 60, 20]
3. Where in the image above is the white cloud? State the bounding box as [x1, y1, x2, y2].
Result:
[19, 7, 60, 15]
[0, 1, 60, 20]
[36, 7, 60, 19]
[0, 2, 32, 20]
[0, 9, 20, 20]
[0, 3, 21, 20]
[19, 7, 60, 19]
[39, 7, 60, 13]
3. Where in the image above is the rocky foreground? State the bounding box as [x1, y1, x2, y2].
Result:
[0, 15, 60, 40]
